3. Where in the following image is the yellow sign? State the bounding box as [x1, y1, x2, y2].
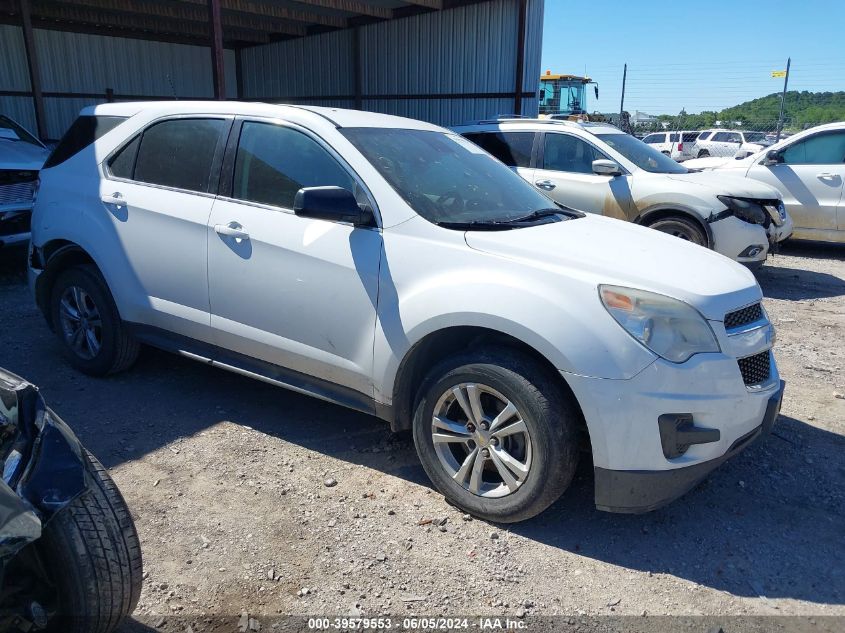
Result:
[771, 70, 787, 78]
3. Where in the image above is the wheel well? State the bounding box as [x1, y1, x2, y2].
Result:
[35, 240, 99, 328]
[390, 326, 586, 441]
[635, 209, 712, 248]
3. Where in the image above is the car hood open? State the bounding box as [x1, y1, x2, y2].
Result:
[0, 140, 50, 171]
[464, 214, 762, 321]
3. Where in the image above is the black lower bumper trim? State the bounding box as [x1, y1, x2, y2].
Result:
[594, 380, 785, 513]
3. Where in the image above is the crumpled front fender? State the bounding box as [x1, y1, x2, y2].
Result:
[0, 369, 87, 563]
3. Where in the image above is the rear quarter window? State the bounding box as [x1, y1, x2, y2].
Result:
[461, 131, 535, 167]
[43, 115, 126, 169]
[697, 131, 712, 141]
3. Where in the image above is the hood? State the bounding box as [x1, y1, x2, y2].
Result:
[665, 170, 780, 199]
[464, 214, 761, 321]
[684, 155, 752, 171]
[0, 139, 50, 171]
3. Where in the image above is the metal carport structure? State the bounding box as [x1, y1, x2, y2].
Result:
[0, 0, 544, 140]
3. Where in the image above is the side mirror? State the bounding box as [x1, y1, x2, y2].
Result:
[762, 149, 783, 166]
[592, 159, 622, 177]
[293, 186, 373, 226]
[594, 85, 599, 99]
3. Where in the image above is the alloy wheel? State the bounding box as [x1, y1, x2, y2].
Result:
[431, 382, 532, 498]
[58, 286, 102, 360]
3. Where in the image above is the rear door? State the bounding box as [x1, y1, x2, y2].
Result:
[747, 129, 845, 233]
[206, 119, 382, 396]
[102, 116, 230, 341]
[710, 131, 742, 156]
[531, 131, 631, 220]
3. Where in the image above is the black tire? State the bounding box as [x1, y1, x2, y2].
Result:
[49, 264, 139, 376]
[412, 348, 580, 523]
[697, 149, 710, 158]
[647, 215, 708, 246]
[38, 450, 143, 633]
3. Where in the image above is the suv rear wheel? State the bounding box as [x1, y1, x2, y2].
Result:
[697, 149, 710, 158]
[412, 348, 579, 523]
[49, 265, 139, 376]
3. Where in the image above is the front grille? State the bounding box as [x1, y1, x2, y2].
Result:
[738, 351, 771, 386]
[725, 303, 763, 329]
[0, 210, 31, 237]
[0, 170, 38, 186]
[0, 182, 36, 206]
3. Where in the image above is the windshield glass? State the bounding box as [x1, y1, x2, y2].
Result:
[594, 133, 688, 174]
[341, 128, 561, 225]
[743, 132, 767, 143]
[0, 115, 43, 147]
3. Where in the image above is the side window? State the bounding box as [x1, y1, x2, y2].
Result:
[43, 115, 126, 169]
[461, 132, 534, 167]
[781, 132, 845, 165]
[107, 135, 140, 179]
[669, 133, 680, 143]
[232, 122, 354, 209]
[697, 131, 712, 141]
[134, 118, 225, 193]
[642, 134, 663, 144]
[543, 133, 605, 174]
[712, 132, 730, 142]
[728, 132, 742, 143]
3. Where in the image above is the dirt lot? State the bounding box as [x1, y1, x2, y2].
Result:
[1, 242, 843, 631]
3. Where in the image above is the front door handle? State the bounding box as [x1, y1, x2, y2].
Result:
[214, 222, 250, 241]
[101, 192, 125, 205]
[535, 179, 556, 190]
[817, 172, 839, 180]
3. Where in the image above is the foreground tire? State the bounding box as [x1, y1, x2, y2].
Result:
[647, 215, 708, 246]
[39, 450, 143, 633]
[49, 265, 139, 376]
[412, 348, 580, 523]
[697, 149, 710, 158]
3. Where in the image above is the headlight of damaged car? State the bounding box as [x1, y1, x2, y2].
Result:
[600, 285, 720, 363]
[717, 195, 768, 225]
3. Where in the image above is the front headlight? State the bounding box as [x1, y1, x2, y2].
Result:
[717, 195, 767, 225]
[599, 285, 720, 363]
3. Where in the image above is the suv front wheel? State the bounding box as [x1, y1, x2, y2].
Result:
[49, 264, 140, 376]
[412, 349, 579, 523]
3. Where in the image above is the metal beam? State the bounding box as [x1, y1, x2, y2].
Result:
[42, 0, 307, 37]
[27, 2, 272, 42]
[208, 0, 225, 99]
[174, 0, 346, 28]
[18, 0, 47, 139]
[287, 0, 391, 20]
[513, 0, 527, 115]
[399, 0, 443, 8]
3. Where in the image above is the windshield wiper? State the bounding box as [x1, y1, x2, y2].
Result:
[434, 219, 519, 230]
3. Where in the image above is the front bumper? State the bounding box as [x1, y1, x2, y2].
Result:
[709, 216, 769, 264]
[594, 380, 784, 513]
[0, 209, 31, 248]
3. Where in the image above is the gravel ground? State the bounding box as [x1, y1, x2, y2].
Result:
[1, 241, 843, 632]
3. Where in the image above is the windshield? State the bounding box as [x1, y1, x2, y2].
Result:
[539, 80, 587, 116]
[341, 128, 561, 225]
[743, 132, 767, 143]
[594, 133, 688, 174]
[0, 115, 43, 147]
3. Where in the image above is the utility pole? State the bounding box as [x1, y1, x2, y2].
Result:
[619, 63, 627, 127]
[775, 57, 791, 141]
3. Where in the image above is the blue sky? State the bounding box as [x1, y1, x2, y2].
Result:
[540, 0, 845, 116]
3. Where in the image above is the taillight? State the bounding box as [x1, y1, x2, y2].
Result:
[677, 142, 684, 152]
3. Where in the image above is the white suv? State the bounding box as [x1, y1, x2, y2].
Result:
[694, 129, 772, 158]
[29, 102, 784, 522]
[641, 130, 699, 161]
[454, 119, 792, 265]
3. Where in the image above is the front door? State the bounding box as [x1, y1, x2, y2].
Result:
[532, 131, 632, 221]
[207, 120, 382, 396]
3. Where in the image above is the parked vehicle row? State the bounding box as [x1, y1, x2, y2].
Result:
[693, 129, 773, 158]
[453, 118, 791, 265]
[26, 101, 785, 524]
[641, 130, 700, 161]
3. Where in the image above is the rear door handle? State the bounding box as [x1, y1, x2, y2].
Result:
[101, 192, 124, 205]
[214, 222, 250, 240]
[817, 172, 838, 179]
[535, 179, 556, 190]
